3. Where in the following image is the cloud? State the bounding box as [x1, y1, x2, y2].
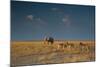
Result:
[62, 15, 71, 27]
[32, 18, 47, 29]
[51, 8, 58, 11]
[26, 15, 34, 21]
[36, 18, 47, 25]
[51, 7, 64, 17]
[26, 15, 47, 29]
[62, 16, 69, 22]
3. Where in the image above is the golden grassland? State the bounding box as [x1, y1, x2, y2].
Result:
[11, 40, 95, 66]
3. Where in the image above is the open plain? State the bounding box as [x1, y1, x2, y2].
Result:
[11, 40, 95, 66]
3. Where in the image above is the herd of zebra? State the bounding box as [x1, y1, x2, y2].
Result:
[43, 36, 90, 52]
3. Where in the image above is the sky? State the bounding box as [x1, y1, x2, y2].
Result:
[11, 1, 95, 41]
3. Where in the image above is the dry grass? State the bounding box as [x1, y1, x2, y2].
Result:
[11, 40, 95, 66]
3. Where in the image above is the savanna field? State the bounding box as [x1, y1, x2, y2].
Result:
[11, 40, 95, 66]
